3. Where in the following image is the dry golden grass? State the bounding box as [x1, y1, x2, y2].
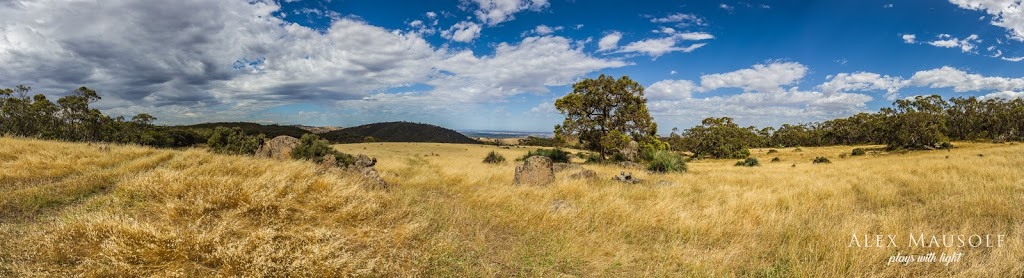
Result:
[2, 137, 1023, 276]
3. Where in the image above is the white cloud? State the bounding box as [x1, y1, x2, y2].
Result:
[818, 66, 1024, 101]
[646, 62, 873, 127]
[981, 91, 1024, 100]
[949, 0, 1024, 41]
[1002, 56, 1024, 62]
[654, 27, 676, 34]
[470, 0, 550, 26]
[529, 101, 556, 113]
[720, 3, 735, 12]
[426, 11, 437, 19]
[908, 66, 1024, 92]
[614, 33, 713, 58]
[676, 32, 715, 40]
[649, 13, 707, 27]
[819, 72, 906, 100]
[902, 34, 917, 43]
[597, 32, 622, 52]
[647, 80, 697, 100]
[442, 21, 483, 42]
[534, 24, 561, 35]
[884, 3, 894, 8]
[700, 62, 808, 93]
[927, 34, 981, 53]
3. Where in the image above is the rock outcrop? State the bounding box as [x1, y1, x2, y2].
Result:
[256, 135, 300, 160]
[612, 171, 642, 184]
[514, 156, 555, 186]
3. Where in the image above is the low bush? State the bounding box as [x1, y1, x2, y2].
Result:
[292, 134, 355, 166]
[767, 149, 779, 154]
[851, 148, 866, 156]
[812, 157, 831, 164]
[734, 157, 760, 167]
[793, 147, 803, 152]
[647, 150, 687, 173]
[839, 153, 848, 159]
[771, 157, 781, 162]
[483, 151, 505, 164]
[521, 148, 571, 163]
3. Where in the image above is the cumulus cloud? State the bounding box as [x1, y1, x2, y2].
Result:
[597, 32, 622, 52]
[442, 21, 483, 42]
[649, 13, 707, 27]
[700, 62, 808, 93]
[614, 33, 713, 58]
[927, 34, 981, 53]
[819, 72, 906, 100]
[470, 0, 550, 26]
[815, 66, 1024, 100]
[902, 34, 917, 43]
[646, 62, 873, 127]
[949, 0, 1024, 41]
[0, 0, 624, 124]
[647, 80, 698, 100]
[980, 90, 1024, 100]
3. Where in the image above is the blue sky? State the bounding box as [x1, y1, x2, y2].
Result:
[1, 0, 1022, 134]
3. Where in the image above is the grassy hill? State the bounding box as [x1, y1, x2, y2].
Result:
[2, 137, 1023, 276]
[321, 122, 479, 144]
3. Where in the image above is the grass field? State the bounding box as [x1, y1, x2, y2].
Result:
[1, 137, 1022, 276]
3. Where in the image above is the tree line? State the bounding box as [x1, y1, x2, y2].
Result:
[0, 85, 206, 148]
[553, 76, 1024, 161]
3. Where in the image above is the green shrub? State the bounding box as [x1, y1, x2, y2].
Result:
[483, 151, 505, 164]
[839, 153, 848, 159]
[793, 147, 803, 152]
[207, 126, 263, 155]
[767, 149, 778, 154]
[851, 148, 866, 156]
[734, 157, 760, 167]
[647, 151, 687, 173]
[292, 134, 354, 166]
[812, 157, 831, 164]
[771, 157, 781, 162]
[521, 148, 571, 163]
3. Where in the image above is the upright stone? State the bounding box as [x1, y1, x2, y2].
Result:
[256, 135, 300, 160]
[514, 156, 555, 186]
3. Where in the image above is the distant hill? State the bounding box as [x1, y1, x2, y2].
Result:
[292, 125, 344, 134]
[179, 122, 310, 138]
[322, 122, 479, 144]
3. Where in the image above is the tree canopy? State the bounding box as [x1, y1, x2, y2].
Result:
[554, 75, 661, 160]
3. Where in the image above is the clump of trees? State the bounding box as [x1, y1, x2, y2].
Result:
[554, 75, 665, 162]
[669, 117, 757, 159]
[518, 136, 562, 147]
[664, 95, 1024, 156]
[292, 134, 355, 166]
[207, 127, 263, 155]
[0, 85, 204, 147]
[735, 157, 760, 167]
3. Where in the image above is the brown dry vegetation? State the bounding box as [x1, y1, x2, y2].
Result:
[1, 137, 1023, 276]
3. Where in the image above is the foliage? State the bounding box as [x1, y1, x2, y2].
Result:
[771, 157, 781, 162]
[518, 136, 562, 147]
[363, 136, 377, 143]
[292, 134, 355, 166]
[554, 75, 660, 160]
[207, 127, 263, 155]
[734, 157, 760, 167]
[851, 148, 866, 156]
[767, 149, 779, 154]
[674, 117, 755, 159]
[181, 122, 309, 138]
[647, 150, 687, 173]
[520, 148, 571, 163]
[483, 151, 506, 164]
[812, 157, 831, 164]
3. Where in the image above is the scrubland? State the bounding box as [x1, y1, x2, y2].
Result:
[1, 137, 1022, 276]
